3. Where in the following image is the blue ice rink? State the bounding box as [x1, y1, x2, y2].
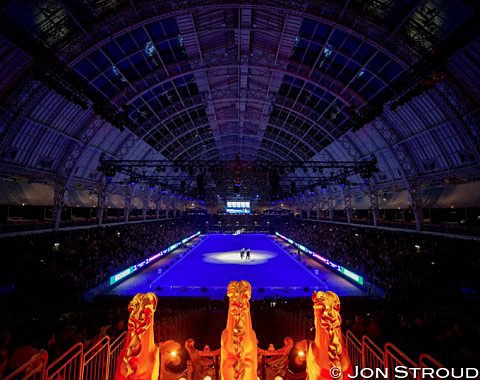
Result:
[108, 233, 365, 299]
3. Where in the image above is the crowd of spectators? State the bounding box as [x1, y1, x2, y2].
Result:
[278, 219, 480, 367]
[0, 218, 201, 297]
[0, 218, 203, 378]
[1, 216, 479, 377]
[279, 219, 480, 301]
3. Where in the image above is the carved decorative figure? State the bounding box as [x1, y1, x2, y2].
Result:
[115, 292, 159, 380]
[306, 291, 352, 380]
[220, 280, 258, 380]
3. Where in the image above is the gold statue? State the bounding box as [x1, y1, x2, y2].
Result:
[220, 280, 258, 380]
[185, 339, 220, 380]
[115, 292, 159, 380]
[306, 291, 352, 380]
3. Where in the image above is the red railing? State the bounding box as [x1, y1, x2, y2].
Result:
[384, 342, 419, 380]
[4, 330, 452, 380]
[83, 336, 110, 380]
[345, 331, 362, 369]
[46, 343, 84, 380]
[108, 332, 126, 380]
[3, 350, 48, 380]
[362, 335, 385, 373]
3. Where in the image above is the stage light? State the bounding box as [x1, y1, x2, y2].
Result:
[297, 350, 305, 358]
[203, 376, 212, 380]
[170, 350, 177, 358]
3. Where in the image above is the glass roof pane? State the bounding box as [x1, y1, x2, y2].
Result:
[299, 18, 317, 38]
[116, 33, 138, 55]
[87, 50, 110, 71]
[75, 59, 98, 80]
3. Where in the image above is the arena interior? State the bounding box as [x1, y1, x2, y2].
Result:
[0, 0, 480, 379]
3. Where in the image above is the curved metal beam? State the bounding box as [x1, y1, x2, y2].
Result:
[161, 120, 312, 161]
[188, 142, 298, 163]
[140, 96, 338, 143]
[115, 63, 366, 110]
[63, 1, 412, 69]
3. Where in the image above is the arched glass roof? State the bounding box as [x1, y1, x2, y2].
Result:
[0, 0, 478, 201]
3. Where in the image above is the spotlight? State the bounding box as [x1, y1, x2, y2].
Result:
[297, 350, 305, 358]
[170, 350, 177, 358]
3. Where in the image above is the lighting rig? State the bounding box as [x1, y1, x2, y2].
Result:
[98, 156, 378, 201]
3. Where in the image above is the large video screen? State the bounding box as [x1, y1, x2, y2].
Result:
[226, 200, 251, 214]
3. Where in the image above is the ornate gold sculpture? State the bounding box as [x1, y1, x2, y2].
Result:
[185, 339, 220, 380]
[306, 291, 352, 380]
[258, 337, 294, 380]
[115, 292, 159, 380]
[220, 280, 258, 380]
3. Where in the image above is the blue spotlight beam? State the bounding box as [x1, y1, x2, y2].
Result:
[275, 232, 364, 286]
[109, 231, 201, 286]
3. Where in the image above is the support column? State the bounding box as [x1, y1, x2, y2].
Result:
[155, 199, 161, 219]
[165, 198, 171, 219]
[124, 192, 132, 223]
[328, 198, 334, 221]
[142, 192, 151, 221]
[97, 191, 107, 225]
[369, 192, 380, 226]
[52, 182, 65, 230]
[345, 194, 353, 224]
[409, 184, 423, 231]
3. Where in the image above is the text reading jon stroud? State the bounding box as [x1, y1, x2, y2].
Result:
[346, 366, 479, 379]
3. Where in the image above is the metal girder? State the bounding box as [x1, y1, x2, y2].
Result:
[121, 63, 364, 109]
[140, 96, 338, 146]
[432, 84, 480, 172]
[373, 114, 420, 181]
[100, 157, 375, 171]
[0, 79, 45, 156]
[156, 119, 317, 159]
[62, 1, 413, 69]
[246, 11, 303, 157]
[176, 11, 223, 156]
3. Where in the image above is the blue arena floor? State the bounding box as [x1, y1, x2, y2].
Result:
[107, 233, 365, 299]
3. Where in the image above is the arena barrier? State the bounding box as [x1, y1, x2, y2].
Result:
[345, 331, 362, 369]
[384, 342, 419, 380]
[419, 353, 446, 371]
[4, 330, 453, 380]
[83, 336, 111, 380]
[3, 350, 48, 380]
[108, 332, 126, 380]
[46, 342, 84, 380]
[362, 335, 385, 373]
